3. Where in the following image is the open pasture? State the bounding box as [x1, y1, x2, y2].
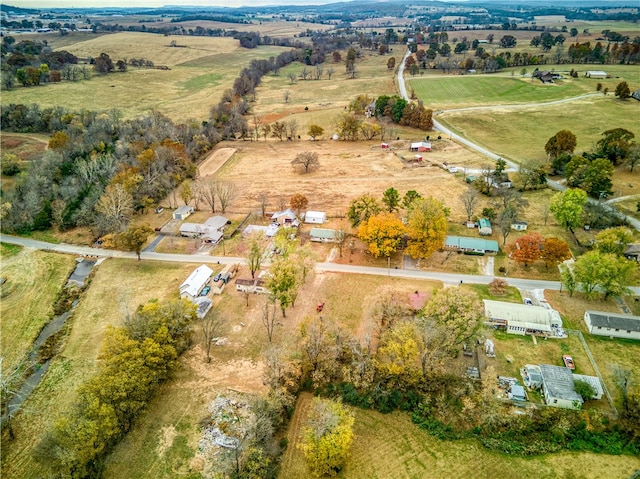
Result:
[1, 33, 289, 121]
[279, 393, 640, 479]
[437, 95, 640, 164]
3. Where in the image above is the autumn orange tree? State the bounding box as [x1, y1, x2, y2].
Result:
[358, 212, 406, 258]
[541, 237, 572, 268]
[290, 193, 309, 216]
[509, 232, 544, 267]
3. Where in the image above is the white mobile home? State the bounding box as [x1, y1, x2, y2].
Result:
[179, 264, 214, 301]
[484, 300, 563, 336]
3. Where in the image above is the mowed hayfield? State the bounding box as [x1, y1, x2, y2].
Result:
[1, 33, 290, 121]
[0, 247, 76, 375]
[280, 393, 640, 479]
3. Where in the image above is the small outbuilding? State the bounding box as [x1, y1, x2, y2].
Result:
[585, 70, 607, 79]
[478, 218, 492, 236]
[410, 141, 432, 152]
[507, 384, 527, 401]
[173, 205, 194, 220]
[511, 221, 528, 231]
[624, 244, 640, 262]
[304, 211, 327, 224]
[381, 142, 389, 149]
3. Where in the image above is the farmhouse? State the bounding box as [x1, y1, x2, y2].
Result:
[511, 221, 528, 231]
[478, 218, 492, 236]
[235, 278, 268, 294]
[410, 141, 432, 152]
[310, 228, 338, 243]
[243, 224, 279, 238]
[624, 243, 640, 262]
[180, 215, 228, 244]
[271, 208, 300, 227]
[304, 211, 327, 224]
[173, 205, 194, 220]
[483, 300, 563, 336]
[583, 310, 640, 340]
[179, 264, 214, 301]
[539, 364, 584, 410]
[585, 70, 607, 79]
[444, 235, 499, 254]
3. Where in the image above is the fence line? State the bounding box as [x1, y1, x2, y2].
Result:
[567, 329, 618, 418]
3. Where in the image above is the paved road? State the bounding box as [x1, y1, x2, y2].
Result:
[3, 234, 639, 294]
[396, 48, 640, 232]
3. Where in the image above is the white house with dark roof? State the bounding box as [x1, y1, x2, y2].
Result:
[539, 364, 584, 410]
[179, 264, 213, 301]
[583, 311, 640, 340]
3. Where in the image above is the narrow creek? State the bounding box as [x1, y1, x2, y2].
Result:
[4, 258, 98, 420]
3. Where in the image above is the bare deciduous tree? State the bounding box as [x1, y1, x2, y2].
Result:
[291, 152, 320, 174]
[215, 180, 236, 214]
[201, 306, 227, 363]
[201, 177, 217, 213]
[460, 187, 479, 222]
[261, 298, 278, 343]
[256, 191, 269, 217]
[326, 67, 335, 80]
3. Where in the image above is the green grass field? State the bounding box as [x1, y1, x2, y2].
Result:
[279, 393, 640, 479]
[409, 63, 640, 111]
[0, 249, 76, 375]
[437, 95, 640, 164]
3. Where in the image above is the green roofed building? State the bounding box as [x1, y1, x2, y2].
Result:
[444, 235, 499, 255]
[310, 228, 338, 243]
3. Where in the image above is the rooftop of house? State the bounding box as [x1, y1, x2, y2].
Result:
[586, 310, 640, 332]
[539, 364, 583, 403]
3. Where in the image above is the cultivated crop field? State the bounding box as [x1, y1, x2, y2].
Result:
[0, 248, 76, 375]
[280, 393, 640, 479]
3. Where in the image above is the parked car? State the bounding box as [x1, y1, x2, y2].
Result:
[562, 355, 575, 370]
[200, 286, 211, 296]
[213, 273, 222, 282]
[524, 298, 533, 305]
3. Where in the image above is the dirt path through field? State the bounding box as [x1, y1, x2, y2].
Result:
[198, 147, 236, 177]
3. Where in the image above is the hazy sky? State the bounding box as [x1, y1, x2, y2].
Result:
[8, 0, 343, 8]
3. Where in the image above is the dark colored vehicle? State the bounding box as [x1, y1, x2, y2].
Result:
[213, 273, 222, 282]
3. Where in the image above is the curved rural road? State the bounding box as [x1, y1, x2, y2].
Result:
[2, 234, 639, 294]
[397, 49, 640, 231]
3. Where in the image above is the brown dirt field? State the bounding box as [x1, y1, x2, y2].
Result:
[198, 147, 237, 177]
[212, 139, 488, 218]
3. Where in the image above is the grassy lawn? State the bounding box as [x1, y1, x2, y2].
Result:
[0, 249, 76, 375]
[279, 393, 640, 479]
